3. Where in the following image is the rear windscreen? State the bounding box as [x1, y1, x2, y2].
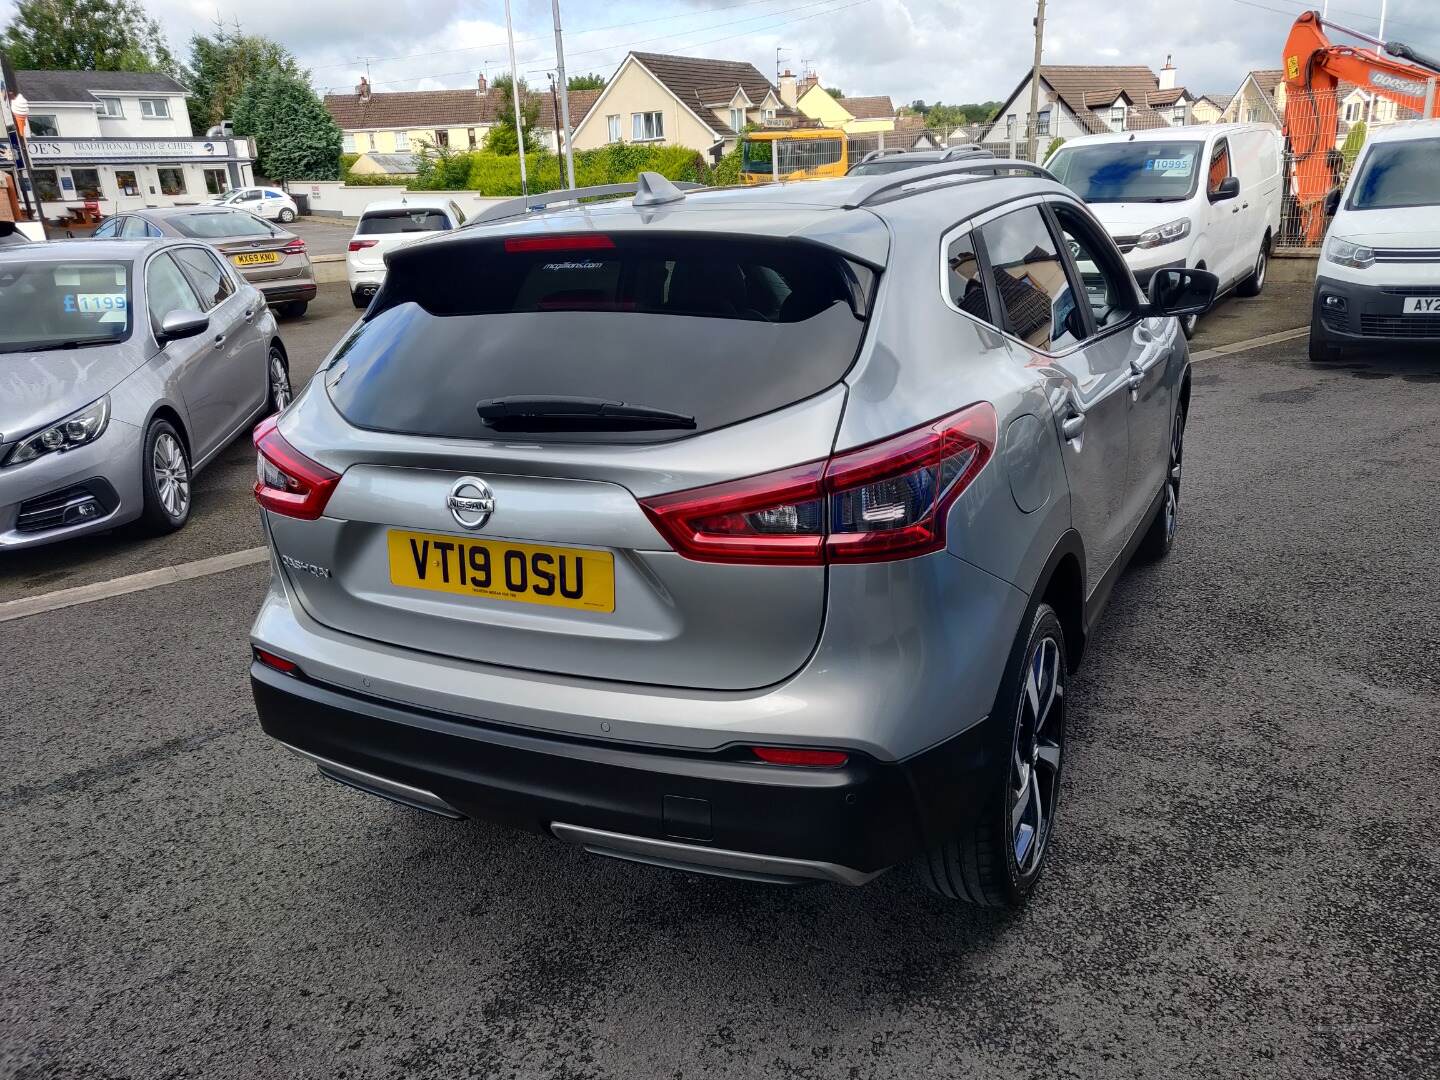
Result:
[357, 209, 451, 234]
[169, 211, 277, 239]
[327, 234, 874, 443]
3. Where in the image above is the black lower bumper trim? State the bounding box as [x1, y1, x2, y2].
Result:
[250, 663, 997, 877]
[262, 283, 318, 304]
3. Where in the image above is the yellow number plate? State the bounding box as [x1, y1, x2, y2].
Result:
[232, 251, 280, 266]
[387, 530, 615, 612]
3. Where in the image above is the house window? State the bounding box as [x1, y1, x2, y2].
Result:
[468, 128, 478, 149]
[1005, 114, 1016, 139]
[730, 107, 745, 132]
[29, 113, 59, 137]
[1036, 109, 1050, 136]
[29, 169, 61, 201]
[140, 98, 170, 119]
[763, 108, 777, 122]
[96, 96, 123, 118]
[1172, 105, 1187, 125]
[632, 111, 664, 141]
[342, 131, 356, 153]
[157, 168, 186, 196]
[606, 114, 621, 142]
[71, 169, 102, 199]
[1246, 106, 1261, 123]
[1111, 105, 1126, 129]
[204, 168, 229, 195]
[395, 130, 410, 151]
[434, 129, 449, 148]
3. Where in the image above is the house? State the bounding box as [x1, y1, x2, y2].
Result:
[977, 58, 1211, 154]
[323, 75, 601, 157]
[1220, 69, 1286, 125]
[0, 69, 256, 220]
[779, 72, 898, 133]
[569, 52, 796, 159]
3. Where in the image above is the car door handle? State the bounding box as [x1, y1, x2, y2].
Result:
[1062, 414, 1085, 441]
[243, 307, 255, 321]
[213, 334, 226, 350]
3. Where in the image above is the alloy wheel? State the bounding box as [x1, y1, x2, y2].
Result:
[152, 432, 190, 519]
[1255, 249, 1267, 289]
[1010, 635, 1064, 875]
[269, 349, 292, 411]
[1165, 411, 1184, 543]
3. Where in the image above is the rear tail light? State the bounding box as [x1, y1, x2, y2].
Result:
[253, 647, 301, 676]
[641, 402, 996, 565]
[281, 238, 306, 255]
[504, 234, 615, 252]
[347, 239, 377, 252]
[751, 747, 849, 767]
[253, 415, 340, 520]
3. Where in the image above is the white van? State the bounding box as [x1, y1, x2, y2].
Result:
[346, 196, 467, 308]
[1047, 124, 1283, 336]
[1310, 119, 1440, 361]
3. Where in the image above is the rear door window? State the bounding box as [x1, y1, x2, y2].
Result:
[979, 205, 1083, 352]
[328, 234, 874, 443]
[357, 209, 451, 234]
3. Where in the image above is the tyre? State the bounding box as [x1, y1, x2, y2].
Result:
[278, 208, 296, 223]
[351, 288, 369, 309]
[1308, 328, 1344, 363]
[267, 344, 292, 413]
[920, 603, 1068, 908]
[1236, 237, 1269, 298]
[282, 300, 308, 318]
[136, 419, 192, 536]
[1137, 403, 1184, 561]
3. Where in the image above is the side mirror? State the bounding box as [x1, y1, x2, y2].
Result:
[1142, 268, 1219, 319]
[1324, 188, 1343, 216]
[157, 309, 210, 341]
[1209, 176, 1240, 202]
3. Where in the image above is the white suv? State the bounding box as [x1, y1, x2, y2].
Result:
[346, 197, 467, 308]
[1310, 119, 1440, 361]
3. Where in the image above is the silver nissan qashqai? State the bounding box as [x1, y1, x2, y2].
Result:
[249, 165, 1215, 908]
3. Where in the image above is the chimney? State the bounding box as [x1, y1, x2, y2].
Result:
[477, 73, 488, 95]
[778, 69, 797, 107]
[1158, 55, 1177, 91]
[357, 76, 371, 101]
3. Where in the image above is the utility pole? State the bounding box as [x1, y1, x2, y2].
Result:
[551, 0, 576, 188]
[503, 0, 528, 197]
[1026, 0, 1047, 163]
[776, 47, 787, 86]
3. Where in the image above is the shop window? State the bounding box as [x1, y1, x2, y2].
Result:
[203, 169, 229, 195]
[71, 169, 103, 199]
[30, 169, 61, 201]
[140, 98, 171, 119]
[30, 114, 60, 137]
[158, 168, 186, 196]
[115, 171, 140, 197]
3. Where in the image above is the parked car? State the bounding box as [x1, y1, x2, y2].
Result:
[346, 197, 467, 308]
[1309, 119, 1440, 361]
[249, 166, 1213, 908]
[0, 238, 290, 550]
[846, 145, 994, 175]
[208, 186, 300, 223]
[0, 220, 29, 247]
[94, 207, 316, 317]
[1047, 123, 1281, 337]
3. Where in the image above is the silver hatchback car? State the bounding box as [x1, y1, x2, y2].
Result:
[0, 238, 291, 548]
[249, 166, 1214, 907]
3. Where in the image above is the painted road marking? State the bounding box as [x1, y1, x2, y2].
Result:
[1190, 326, 1307, 362]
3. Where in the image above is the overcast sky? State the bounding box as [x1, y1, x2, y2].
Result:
[3, 0, 1438, 105]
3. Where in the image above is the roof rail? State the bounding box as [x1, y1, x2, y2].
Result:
[467, 172, 705, 227]
[940, 144, 993, 160]
[844, 158, 1056, 209]
[859, 148, 908, 164]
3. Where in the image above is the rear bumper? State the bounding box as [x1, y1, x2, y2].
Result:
[251, 661, 997, 882]
[260, 281, 317, 305]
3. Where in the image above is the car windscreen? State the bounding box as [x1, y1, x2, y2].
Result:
[356, 209, 451, 234]
[328, 234, 874, 443]
[1048, 141, 1205, 202]
[168, 211, 277, 239]
[1348, 138, 1440, 210]
[0, 260, 132, 353]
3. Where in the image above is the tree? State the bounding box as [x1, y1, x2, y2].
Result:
[0, 0, 177, 73]
[822, 87, 844, 99]
[186, 25, 303, 132]
[567, 73, 605, 91]
[231, 70, 342, 184]
[485, 74, 542, 154]
[1339, 121, 1367, 173]
[1044, 136, 1065, 161]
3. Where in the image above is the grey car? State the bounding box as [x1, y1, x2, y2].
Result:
[847, 144, 994, 176]
[249, 166, 1215, 907]
[0, 238, 292, 549]
[93, 206, 317, 317]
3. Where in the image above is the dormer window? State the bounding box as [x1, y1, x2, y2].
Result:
[96, 97, 123, 118]
[1110, 104, 1126, 129]
[730, 107, 745, 132]
[139, 98, 170, 119]
[1172, 104, 1187, 125]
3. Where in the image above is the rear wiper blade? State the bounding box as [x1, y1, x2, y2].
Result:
[476, 396, 697, 431]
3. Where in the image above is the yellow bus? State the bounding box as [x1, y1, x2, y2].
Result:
[740, 129, 849, 184]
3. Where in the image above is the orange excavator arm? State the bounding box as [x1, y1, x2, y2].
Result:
[1282, 10, 1440, 242]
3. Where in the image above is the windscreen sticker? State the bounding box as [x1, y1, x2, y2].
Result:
[65, 293, 129, 315]
[1144, 156, 1195, 176]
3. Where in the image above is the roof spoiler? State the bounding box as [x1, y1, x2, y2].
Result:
[844, 159, 1056, 209]
[467, 171, 705, 226]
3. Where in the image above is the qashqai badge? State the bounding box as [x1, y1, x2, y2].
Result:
[447, 476, 495, 530]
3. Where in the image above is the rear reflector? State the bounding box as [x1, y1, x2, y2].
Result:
[751, 747, 849, 768]
[504, 234, 616, 252]
[252, 415, 340, 520]
[641, 403, 997, 565]
[347, 239, 378, 252]
[253, 648, 300, 675]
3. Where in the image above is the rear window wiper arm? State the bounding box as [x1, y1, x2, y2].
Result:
[476, 396, 697, 431]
